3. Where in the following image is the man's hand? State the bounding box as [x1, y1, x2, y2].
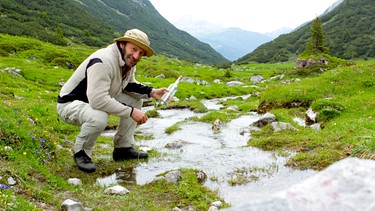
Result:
[150, 88, 168, 100]
[131, 108, 148, 125]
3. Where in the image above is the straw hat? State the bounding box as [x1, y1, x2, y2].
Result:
[114, 29, 154, 57]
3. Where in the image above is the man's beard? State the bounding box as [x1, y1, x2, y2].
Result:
[122, 46, 137, 67]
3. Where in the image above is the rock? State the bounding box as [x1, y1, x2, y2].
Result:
[296, 57, 328, 68]
[196, 79, 210, 86]
[212, 119, 223, 131]
[226, 81, 244, 87]
[305, 107, 318, 125]
[310, 123, 321, 131]
[104, 185, 130, 195]
[66, 62, 74, 69]
[250, 113, 276, 128]
[227, 105, 239, 111]
[4, 146, 13, 151]
[250, 75, 264, 84]
[213, 79, 221, 84]
[188, 95, 197, 101]
[5, 67, 22, 77]
[181, 77, 195, 83]
[68, 178, 82, 187]
[211, 201, 223, 208]
[208, 206, 219, 211]
[7, 177, 16, 186]
[196, 171, 207, 184]
[224, 158, 375, 211]
[165, 140, 187, 149]
[61, 199, 84, 211]
[270, 122, 298, 131]
[165, 170, 181, 184]
[155, 74, 166, 78]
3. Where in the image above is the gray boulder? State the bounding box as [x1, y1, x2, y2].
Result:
[224, 158, 375, 210]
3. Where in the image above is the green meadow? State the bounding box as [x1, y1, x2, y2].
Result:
[1, 34, 375, 210]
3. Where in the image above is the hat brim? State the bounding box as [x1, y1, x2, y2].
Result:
[114, 37, 154, 57]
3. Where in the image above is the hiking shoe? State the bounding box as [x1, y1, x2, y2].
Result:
[113, 147, 148, 161]
[74, 150, 96, 173]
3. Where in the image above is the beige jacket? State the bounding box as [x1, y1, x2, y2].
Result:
[58, 43, 152, 117]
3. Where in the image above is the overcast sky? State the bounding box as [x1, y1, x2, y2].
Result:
[149, 0, 339, 33]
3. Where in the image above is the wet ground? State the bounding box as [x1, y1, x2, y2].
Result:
[102, 97, 316, 206]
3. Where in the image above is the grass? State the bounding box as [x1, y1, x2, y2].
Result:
[1, 34, 375, 209]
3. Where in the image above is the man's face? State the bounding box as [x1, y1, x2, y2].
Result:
[121, 42, 145, 67]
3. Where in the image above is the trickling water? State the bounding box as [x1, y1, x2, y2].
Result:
[102, 97, 316, 206]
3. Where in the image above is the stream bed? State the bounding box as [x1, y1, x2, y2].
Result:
[102, 97, 316, 206]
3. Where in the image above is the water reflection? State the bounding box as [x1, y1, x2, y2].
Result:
[95, 167, 136, 187]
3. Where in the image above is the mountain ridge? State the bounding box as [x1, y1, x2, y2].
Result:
[0, 0, 228, 64]
[237, 0, 374, 63]
[174, 16, 293, 61]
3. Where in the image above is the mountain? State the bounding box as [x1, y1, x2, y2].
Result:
[173, 16, 227, 37]
[196, 28, 274, 61]
[0, 0, 228, 64]
[236, 0, 374, 64]
[322, 0, 345, 15]
[264, 27, 292, 39]
[174, 16, 284, 61]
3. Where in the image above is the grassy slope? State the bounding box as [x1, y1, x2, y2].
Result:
[1, 34, 375, 209]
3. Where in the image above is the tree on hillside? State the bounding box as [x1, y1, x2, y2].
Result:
[304, 17, 329, 54]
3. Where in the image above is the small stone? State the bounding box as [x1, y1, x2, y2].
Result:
[68, 178, 82, 187]
[104, 185, 130, 195]
[208, 206, 219, 211]
[211, 201, 223, 208]
[8, 177, 16, 186]
[4, 146, 13, 151]
[165, 171, 181, 184]
[61, 199, 84, 211]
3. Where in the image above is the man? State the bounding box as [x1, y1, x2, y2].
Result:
[57, 29, 167, 173]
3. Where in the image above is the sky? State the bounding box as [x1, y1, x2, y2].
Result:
[149, 0, 339, 34]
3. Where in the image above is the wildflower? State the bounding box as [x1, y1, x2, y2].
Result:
[0, 184, 9, 189]
[27, 117, 35, 124]
[45, 152, 53, 160]
[40, 138, 45, 143]
[23, 152, 27, 155]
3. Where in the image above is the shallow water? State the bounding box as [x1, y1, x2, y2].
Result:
[103, 97, 316, 206]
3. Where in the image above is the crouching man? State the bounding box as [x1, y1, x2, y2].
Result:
[57, 29, 167, 173]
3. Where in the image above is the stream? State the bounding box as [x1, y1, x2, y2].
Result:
[102, 96, 316, 206]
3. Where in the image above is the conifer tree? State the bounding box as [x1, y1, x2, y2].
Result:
[304, 17, 329, 54]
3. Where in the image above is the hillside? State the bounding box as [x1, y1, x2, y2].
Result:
[0, 0, 228, 64]
[236, 0, 375, 63]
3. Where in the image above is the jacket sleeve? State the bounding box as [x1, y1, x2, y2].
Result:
[124, 83, 153, 98]
[86, 62, 133, 117]
[123, 67, 153, 99]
